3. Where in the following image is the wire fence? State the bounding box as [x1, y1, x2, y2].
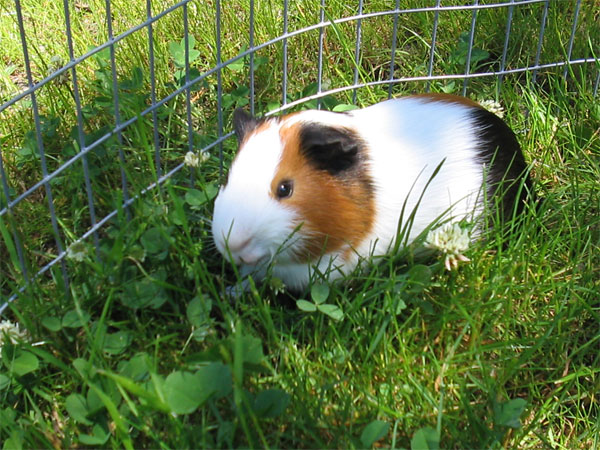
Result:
[0, 0, 598, 314]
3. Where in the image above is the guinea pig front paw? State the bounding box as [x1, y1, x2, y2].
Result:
[224, 279, 250, 299]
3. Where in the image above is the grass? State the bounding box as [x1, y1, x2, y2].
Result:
[1, 0, 599, 448]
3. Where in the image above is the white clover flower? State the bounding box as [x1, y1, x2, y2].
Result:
[48, 55, 69, 85]
[0, 320, 30, 349]
[425, 223, 471, 271]
[479, 99, 505, 119]
[184, 150, 209, 168]
[66, 241, 87, 262]
[184, 151, 200, 167]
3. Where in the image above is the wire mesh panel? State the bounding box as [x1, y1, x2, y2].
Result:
[0, 0, 599, 313]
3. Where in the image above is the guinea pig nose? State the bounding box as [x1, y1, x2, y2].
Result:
[239, 252, 267, 266]
[239, 255, 254, 265]
[226, 235, 251, 254]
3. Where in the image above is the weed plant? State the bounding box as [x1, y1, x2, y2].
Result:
[1, 1, 599, 448]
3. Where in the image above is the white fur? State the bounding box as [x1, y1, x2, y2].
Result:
[350, 98, 483, 259]
[213, 97, 487, 291]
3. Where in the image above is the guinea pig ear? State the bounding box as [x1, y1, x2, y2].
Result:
[299, 123, 362, 175]
[233, 108, 258, 144]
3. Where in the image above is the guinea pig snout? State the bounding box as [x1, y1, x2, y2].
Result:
[212, 181, 300, 267]
[227, 235, 261, 265]
[215, 227, 270, 266]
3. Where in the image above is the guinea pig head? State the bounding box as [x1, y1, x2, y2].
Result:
[212, 108, 376, 270]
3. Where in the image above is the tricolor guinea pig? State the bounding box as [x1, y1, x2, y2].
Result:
[212, 94, 532, 291]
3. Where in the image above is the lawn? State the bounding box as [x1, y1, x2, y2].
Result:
[0, 1, 599, 448]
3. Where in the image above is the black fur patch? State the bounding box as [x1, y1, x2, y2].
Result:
[233, 108, 259, 143]
[298, 122, 364, 175]
[298, 121, 374, 203]
[470, 108, 533, 218]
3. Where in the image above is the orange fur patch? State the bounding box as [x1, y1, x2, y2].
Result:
[272, 121, 375, 262]
[407, 93, 483, 109]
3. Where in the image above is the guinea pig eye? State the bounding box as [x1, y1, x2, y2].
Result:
[275, 180, 294, 199]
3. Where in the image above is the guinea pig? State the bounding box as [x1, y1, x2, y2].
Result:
[212, 93, 532, 291]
